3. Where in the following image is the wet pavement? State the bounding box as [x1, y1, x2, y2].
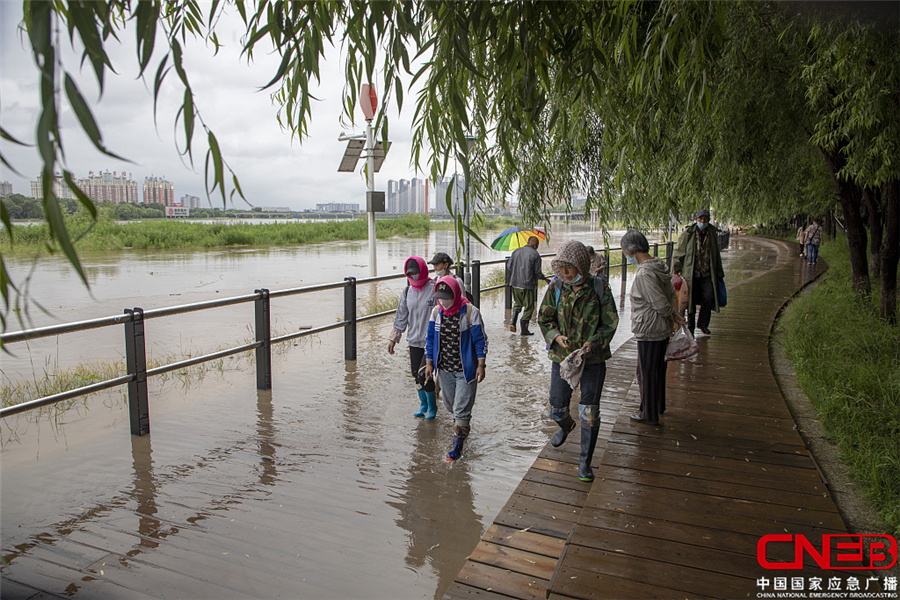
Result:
[1, 231, 769, 599]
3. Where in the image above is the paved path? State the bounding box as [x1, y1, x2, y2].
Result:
[442, 238, 890, 600]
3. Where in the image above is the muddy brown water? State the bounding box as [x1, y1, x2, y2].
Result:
[0, 228, 772, 599]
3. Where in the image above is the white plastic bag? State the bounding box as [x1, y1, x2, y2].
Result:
[665, 324, 699, 361]
[559, 347, 589, 388]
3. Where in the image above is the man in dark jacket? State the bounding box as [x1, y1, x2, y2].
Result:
[508, 236, 549, 335]
[672, 209, 725, 337]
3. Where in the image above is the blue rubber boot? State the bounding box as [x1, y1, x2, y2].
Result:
[446, 425, 469, 461]
[423, 391, 437, 420]
[414, 390, 428, 418]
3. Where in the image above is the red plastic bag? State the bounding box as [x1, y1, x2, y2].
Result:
[665, 324, 699, 361]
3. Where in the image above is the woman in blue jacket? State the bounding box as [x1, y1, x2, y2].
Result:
[425, 276, 488, 461]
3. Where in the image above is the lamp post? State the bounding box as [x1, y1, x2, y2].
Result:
[463, 136, 475, 294]
[337, 84, 389, 278]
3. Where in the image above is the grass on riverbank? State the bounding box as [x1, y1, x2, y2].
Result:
[777, 235, 900, 536]
[1, 213, 433, 254]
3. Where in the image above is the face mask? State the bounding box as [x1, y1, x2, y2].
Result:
[626, 255, 638, 266]
[568, 273, 583, 285]
[434, 268, 447, 278]
[697, 222, 708, 230]
[439, 298, 454, 310]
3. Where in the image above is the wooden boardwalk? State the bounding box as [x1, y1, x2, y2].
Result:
[442, 239, 872, 600]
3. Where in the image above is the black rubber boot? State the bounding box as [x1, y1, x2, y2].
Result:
[510, 310, 520, 332]
[520, 319, 534, 336]
[550, 415, 576, 447]
[578, 426, 600, 482]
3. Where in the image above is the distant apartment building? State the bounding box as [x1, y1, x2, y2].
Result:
[0, 181, 12, 197]
[30, 172, 75, 200]
[80, 170, 139, 203]
[430, 174, 466, 215]
[180, 194, 202, 209]
[387, 180, 399, 213]
[260, 206, 292, 213]
[143, 176, 175, 206]
[315, 203, 359, 212]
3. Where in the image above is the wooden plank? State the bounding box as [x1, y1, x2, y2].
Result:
[452, 561, 548, 600]
[558, 545, 754, 599]
[467, 543, 558, 580]
[596, 466, 839, 512]
[583, 480, 847, 532]
[548, 566, 721, 600]
[480, 524, 566, 559]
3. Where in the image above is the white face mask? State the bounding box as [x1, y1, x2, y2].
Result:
[438, 298, 454, 310]
[434, 267, 447, 278]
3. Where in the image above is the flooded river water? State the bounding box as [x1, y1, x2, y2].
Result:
[0, 227, 775, 599]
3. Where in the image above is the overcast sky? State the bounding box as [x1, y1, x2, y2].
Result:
[0, 3, 434, 211]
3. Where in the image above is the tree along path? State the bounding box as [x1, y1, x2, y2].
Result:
[442, 238, 884, 600]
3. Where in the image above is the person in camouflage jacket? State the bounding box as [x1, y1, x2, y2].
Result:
[538, 240, 618, 482]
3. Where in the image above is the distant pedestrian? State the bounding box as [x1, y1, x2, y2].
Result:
[388, 256, 438, 419]
[804, 218, 823, 264]
[621, 231, 686, 426]
[673, 209, 725, 337]
[796, 225, 807, 257]
[508, 236, 549, 335]
[586, 246, 608, 280]
[425, 276, 488, 461]
[538, 240, 619, 482]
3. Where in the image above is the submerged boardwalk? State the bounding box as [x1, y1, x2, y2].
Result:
[442, 238, 861, 600]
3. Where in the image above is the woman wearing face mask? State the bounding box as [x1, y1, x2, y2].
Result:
[622, 230, 686, 426]
[424, 276, 488, 461]
[538, 240, 619, 482]
[388, 256, 438, 419]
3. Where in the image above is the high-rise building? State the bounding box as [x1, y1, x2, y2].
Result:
[143, 176, 175, 206]
[431, 174, 465, 215]
[410, 178, 428, 213]
[0, 181, 12, 197]
[180, 194, 202, 209]
[80, 170, 139, 203]
[387, 180, 399, 213]
[30, 172, 75, 200]
[315, 202, 359, 212]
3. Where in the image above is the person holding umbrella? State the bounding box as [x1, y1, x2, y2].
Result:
[506, 236, 550, 335]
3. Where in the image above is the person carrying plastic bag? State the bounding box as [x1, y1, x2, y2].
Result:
[538, 240, 618, 482]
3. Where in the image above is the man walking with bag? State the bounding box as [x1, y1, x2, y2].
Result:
[672, 209, 725, 337]
[508, 236, 549, 336]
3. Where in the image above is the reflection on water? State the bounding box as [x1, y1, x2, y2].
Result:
[0, 230, 771, 599]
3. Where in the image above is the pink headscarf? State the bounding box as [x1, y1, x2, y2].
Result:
[435, 275, 469, 316]
[405, 256, 430, 290]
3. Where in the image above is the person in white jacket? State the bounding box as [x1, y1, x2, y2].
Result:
[622, 231, 686, 426]
[388, 256, 438, 419]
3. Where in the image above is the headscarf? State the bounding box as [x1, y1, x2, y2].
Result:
[405, 256, 430, 290]
[551, 240, 592, 285]
[435, 275, 469, 316]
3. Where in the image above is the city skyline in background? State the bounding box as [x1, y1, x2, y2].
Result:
[0, 4, 470, 213]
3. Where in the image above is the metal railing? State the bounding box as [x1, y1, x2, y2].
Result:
[0, 242, 672, 435]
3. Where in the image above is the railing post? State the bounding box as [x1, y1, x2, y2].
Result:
[653, 242, 659, 258]
[620, 250, 628, 299]
[124, 308, 150, 436]
[666, 241, 674, 270]
[604, 249, 610, 280]
[254, 289, 272, 390]
[504, 257, 512, 309]
[472, 260, 481, 308]
[344, 277, 357, 361]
